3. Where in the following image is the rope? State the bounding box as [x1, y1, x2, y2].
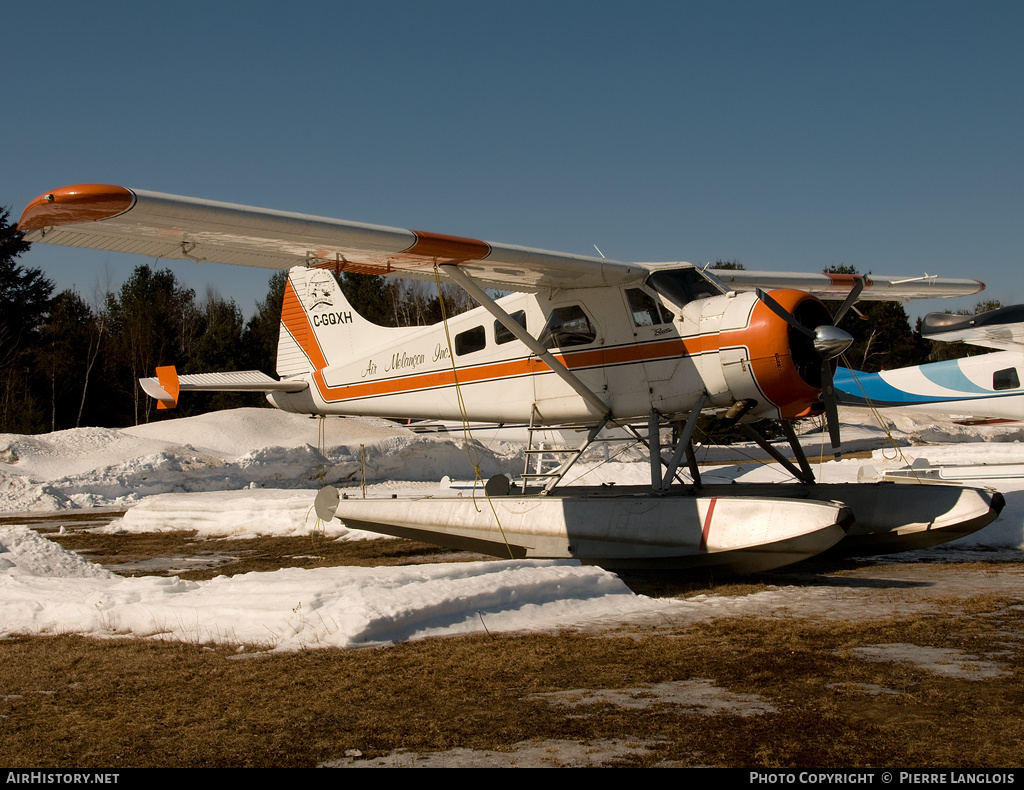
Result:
[306, 415, 328, 559]
[836, 353, 923, 483]
[432, 265, 516, 558]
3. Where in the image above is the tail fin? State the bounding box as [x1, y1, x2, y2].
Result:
[276, 266, 376, 378]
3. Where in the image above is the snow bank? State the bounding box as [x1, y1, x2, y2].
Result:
[0, 408, 521, 513]
[1, 406, 1023, 651]
[108, 488, 389, 540]
[0, 526, 649, 650]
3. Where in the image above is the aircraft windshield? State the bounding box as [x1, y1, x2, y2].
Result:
[645, 268, 726, 308]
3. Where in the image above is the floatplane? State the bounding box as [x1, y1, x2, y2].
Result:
[17, 185, 1004, 573]
[835, 303, 1024, 491]
[835, 303, 1024, 426]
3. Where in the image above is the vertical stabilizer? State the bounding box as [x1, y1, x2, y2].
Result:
[276, 266, 375, 378]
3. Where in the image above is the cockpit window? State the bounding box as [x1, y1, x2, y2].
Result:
[645, 268, 726, 308]
[538, 305, 596, 348]
[626, 288, 674, 327]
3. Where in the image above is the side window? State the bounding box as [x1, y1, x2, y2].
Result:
[626, 288, 673, 327]
[993, 367, 1020, 391]
[538, 305, 596, 349]
[455, 325, 486, 356]
[494, 311, 527, 345]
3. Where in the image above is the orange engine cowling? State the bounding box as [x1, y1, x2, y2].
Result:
[719, 289, 836, 420]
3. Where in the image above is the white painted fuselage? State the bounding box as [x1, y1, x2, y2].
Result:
[266, 266, 826, 427]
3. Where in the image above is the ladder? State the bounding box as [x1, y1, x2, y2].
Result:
[519, 407, 617, 494]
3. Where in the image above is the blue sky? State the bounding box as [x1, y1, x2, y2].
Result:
[4, 1, 1022, 322]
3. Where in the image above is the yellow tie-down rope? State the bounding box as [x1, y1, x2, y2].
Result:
[304, 415, 329, 559]
[433, 265, 516, 559]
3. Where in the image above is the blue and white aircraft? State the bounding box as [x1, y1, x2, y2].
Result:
[834, 304, 1024, 424]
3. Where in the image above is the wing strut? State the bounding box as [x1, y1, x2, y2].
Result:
[439, 264, 610, 418]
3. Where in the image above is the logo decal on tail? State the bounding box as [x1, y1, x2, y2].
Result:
[308, 270, 336, 309]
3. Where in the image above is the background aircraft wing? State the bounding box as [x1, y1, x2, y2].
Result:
[18, 184, 644, 293]
[704, 267, 984, 301]
[920, 305, 1024, 351]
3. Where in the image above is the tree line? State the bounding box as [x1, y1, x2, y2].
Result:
[0, 217, 286, 433]
[0, 211, 997, 434]
[0, 210, 475, 433]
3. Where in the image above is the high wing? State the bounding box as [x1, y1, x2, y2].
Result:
[19, 184, 986, 300]
[17, 184, 642, 293]
[919, 304, 1024, 351]
[705, 267, 984, 302]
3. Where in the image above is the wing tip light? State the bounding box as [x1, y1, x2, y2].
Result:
[18, 184, 135, 231]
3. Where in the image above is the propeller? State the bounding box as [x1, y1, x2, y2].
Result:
[755, 277, 864, 459]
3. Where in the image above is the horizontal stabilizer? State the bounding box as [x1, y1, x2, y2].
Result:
[139, 368, 308, 409]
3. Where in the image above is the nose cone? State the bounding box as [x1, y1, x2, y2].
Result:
[813, 325, 854, 359]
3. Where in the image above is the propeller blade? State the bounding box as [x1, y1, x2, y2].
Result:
[756, 288, 814, 338]
[820, 361, 842, 460]
[833, 277, 866, 325]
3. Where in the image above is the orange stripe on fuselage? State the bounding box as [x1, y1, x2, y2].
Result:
[281, 283, 815, 413]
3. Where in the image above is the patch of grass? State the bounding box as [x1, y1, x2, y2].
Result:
[4, 525, 1022, 767]
[1, 601, 1022, 767]
[49, 531, 473, 579]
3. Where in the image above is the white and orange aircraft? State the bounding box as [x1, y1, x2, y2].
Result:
[17, 184, 1004, 573]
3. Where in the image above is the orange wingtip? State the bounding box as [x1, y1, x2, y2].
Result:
[155, 365, 180, 410]
[18, 184, 135, 231]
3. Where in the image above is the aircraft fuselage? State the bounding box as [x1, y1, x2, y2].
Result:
[268, 265, 828, 427]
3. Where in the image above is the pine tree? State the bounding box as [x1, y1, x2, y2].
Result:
[0, 208, 54, 433]
[34, 289, 101, 431]
[242, 271, 287, 376]
[104, 265, 199, 425]
[181, 290, 263, 413]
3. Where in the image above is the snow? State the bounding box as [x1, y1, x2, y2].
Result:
[0, 408, 522, 512]
[0, 406, 1022, 651]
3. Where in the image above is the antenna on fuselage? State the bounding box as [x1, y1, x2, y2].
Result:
[593, 245, 606, 259]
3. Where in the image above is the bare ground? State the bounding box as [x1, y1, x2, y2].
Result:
[1, 510, 1022, 768]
